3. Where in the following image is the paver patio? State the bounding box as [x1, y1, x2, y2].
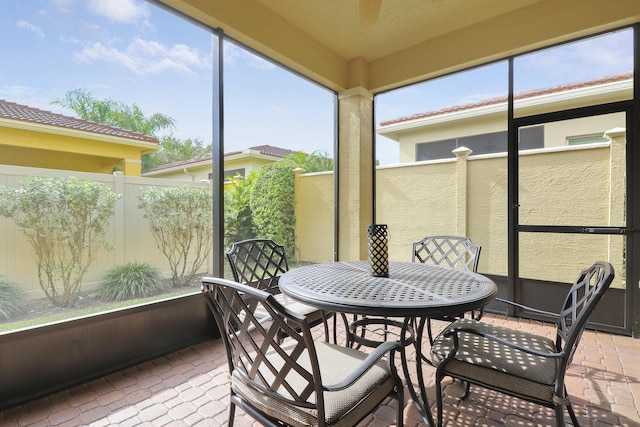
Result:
[1, 313, 638, 426]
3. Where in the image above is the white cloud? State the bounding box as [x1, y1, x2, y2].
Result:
[76, 20, 101, 37]
[86, 0, 150, 24]
[72, 37, 210, 76]
[16, 21, 45, 38]
[73, 42, 139, 73]
[51, 0, 74, 14]
[517, 30, 633, 84]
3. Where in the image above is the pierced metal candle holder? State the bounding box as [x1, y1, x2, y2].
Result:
[367, 224, 389, 277]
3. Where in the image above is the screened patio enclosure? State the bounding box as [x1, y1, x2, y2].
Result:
[2, 0, 640, 412]
[159, 0, 640, 337]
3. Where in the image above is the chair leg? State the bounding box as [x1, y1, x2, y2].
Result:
[460, 381, 471, 400]
[435, 375, 444, 427]
[396, 382, 404, 427]
[566, 401, 580, 427]
[555, 405, 566, 427]
[228, 401, 236, 427]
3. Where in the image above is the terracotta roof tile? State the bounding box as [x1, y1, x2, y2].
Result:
[380, 72, 633, 127]
[0, 99, 158, 143]
[145, 145, 298, 173]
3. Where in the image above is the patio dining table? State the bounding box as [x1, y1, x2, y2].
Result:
[279, 260, 498, 427]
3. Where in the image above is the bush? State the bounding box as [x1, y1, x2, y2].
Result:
[0, 277, 27, 320]
[0, 176, 118, 307]
[101, 262, 164, 301]
[250, 162, 296, 259]
[138, 185, 213, 287]
[224, 172, 257, 248]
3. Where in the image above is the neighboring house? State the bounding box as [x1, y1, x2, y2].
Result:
[0, 100, 159, 176]
[378, 72, 631, 163]
[142, 144, 297, 181]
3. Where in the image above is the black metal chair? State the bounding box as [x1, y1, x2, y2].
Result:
[412, 235, 482, 344]
[226, 238, 332, 341]
[430, 261, 614, 427]
[202, 277, 405, 427]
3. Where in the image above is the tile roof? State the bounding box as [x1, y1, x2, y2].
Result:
[223, 144, 297, 158]
[145, 144, 298, 172]
[0, 99, 158, 143]
[379, 71, 633, 127]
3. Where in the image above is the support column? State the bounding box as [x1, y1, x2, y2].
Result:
[120, 158, 141, 176]
[337, 87, 374, 261]
[453, 146, 472, 237]
[605, 127, 626, 284]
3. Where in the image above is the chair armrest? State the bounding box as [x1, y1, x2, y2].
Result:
[495, 298, 560, 319]
[444, 326, 564, 359]
[323, 341, 403, 391]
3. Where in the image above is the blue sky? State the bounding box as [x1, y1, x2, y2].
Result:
[0, 1, 634, 165]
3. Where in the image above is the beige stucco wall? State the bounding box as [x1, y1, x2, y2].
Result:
[294, 169, 334, 262]
[295, 140, 625, 289]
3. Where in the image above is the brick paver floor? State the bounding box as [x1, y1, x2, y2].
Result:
[1, 313, 639, 426]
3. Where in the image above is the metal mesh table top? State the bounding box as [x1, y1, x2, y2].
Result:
[279, 261, 497, 317]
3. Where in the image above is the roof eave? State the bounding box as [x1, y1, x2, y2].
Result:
[377, 78, 633, 140]
[0, 117, 160, 151]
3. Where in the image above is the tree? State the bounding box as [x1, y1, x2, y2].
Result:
[145, 134, 212, 170]
[0, 177, 118, 307]
[52, 88, 177, 170]
[250, 161, 296, 258]
[52, 88, 175, 135]
[248, 150, 333, 259]
[138, 185, 212, 287]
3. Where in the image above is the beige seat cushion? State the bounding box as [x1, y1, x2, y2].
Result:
[232, 341, 396, 426]
[430, 318, 558, 385]
[274, 293, 322, 317]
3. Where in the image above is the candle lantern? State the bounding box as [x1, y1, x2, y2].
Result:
[367, 224, 389, 277]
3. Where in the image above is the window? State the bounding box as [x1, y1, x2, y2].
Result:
[567, 134, 608, 146]
[415, 126, 544, 161]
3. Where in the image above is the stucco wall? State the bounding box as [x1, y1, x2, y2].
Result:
[295, 141, 625, 289]
[294, 169, 334, 262]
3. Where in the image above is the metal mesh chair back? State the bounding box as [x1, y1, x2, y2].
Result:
[431, 261, 614, 427]
[202, 277, 405, 427]
[227, 238, 289, 292]
[556, 261, 615, 366]
[412, 235, 481, 272]
[203, 278, 320, 407]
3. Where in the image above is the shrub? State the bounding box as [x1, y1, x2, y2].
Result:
[250, 161, 296, 259]
[101, 262, 163, 301]
[0, 176, 119, 307]
[224, 171, 257, 248]
[138, 185, 212, 287]
[0, 277, 27, 320]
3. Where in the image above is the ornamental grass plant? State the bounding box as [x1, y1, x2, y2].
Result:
[101, 262, 164, 301]
[0, 277, 27, 320]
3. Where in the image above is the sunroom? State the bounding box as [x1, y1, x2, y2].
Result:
[1, 0, 640, 424]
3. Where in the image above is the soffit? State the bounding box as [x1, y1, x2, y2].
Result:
[161, 0, 640, 93]
[252, 0, 540, 62]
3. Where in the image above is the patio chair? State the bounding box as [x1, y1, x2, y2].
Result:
[202, 277, 405, 427]
[226, 238, 332, 341]
[430, 261, 614, 427]
[412, 235, 482, 344]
